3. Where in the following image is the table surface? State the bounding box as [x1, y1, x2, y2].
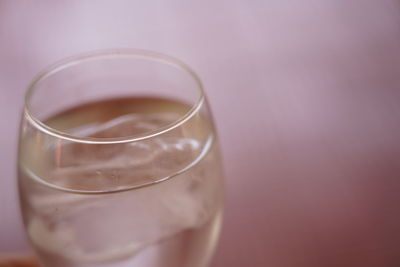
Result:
[0, 255, 38, 267]
[1, 1, 400, 266]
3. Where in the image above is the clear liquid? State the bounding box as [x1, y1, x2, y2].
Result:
[18, 97, 224, 267]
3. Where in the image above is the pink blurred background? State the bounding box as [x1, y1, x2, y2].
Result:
[1, 1, 400, 266]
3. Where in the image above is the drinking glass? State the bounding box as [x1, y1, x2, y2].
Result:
[17, 50, 224, 267]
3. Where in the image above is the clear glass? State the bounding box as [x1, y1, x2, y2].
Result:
[17, 50, 224, 267]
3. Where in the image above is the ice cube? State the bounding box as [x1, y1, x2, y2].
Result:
[28, 151, 219, 263]
[27, 113, 219, 263]
[49, 136, 202, 191]
[56, 113, 178, 168]
[47, 113, 204, 191]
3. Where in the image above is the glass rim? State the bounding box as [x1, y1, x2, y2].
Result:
[24, 49, 205, 144]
